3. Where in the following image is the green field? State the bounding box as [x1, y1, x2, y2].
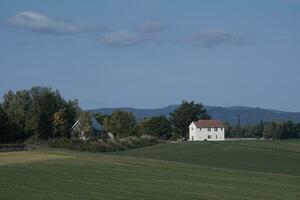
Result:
[0, 140, 299, 200]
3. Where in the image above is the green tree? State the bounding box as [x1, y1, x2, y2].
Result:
[224, 122, 232, 138]
[2, 90, 32, 140]
[53, 109, 68, 137]
[94, 113, 110, 124]
[30, 87, 65, 139]
[52, 100, 79, 138]
[0, 106, 13, 143]
[138, 116, 172, 139]
[170, 101, 210, 139]
[137, 118, 150, 136]
[1, 87, 79, 141]
[102, 116, 111, 132]
[109, 110, 136, 139]
[254, 120, 265, 138]
[263, 122, 276, 139]
[62, 100, 80, 137]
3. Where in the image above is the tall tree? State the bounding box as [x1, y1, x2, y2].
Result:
[138, 116, 172, 139]
[137, 118, 150, 136]
[170, 101, 210, 139]
[53, 109, 68, 137]
[0, 106, 13, 143]
[2, 90, 32, 140]
[263, 122, 276, 139]
[1, 87, 79, 141]
[52, 100, 79, 138]
[30, 87, 65, 138]
[109, 110, 136, 139]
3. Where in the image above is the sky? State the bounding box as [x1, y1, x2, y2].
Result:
[0, 0, 300, 111]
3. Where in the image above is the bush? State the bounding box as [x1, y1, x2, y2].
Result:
[0, 143, 26, 152]
[45, 135, 158, 153]
[106, 139, 125, 151]
[119, 138, 130, 148]
[128, 136, 142, 148]
[48, 137, 71, 148]
[141, 135, 158, 146]
[25, 135, 48, 146]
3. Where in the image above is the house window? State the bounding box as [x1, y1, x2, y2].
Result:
[208, 128, 211, 131]
[199, 128, 202, 131]
[208, 135, 211, 139]
[191, 127, 194, 130]
[216, 135, 218, 139]
[221, 128, 223, 131]
[214, 128, 218, 131]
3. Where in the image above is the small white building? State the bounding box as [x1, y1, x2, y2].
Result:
[189, 119, 225, 141]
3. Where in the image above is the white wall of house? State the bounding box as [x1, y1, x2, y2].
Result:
[189, 123, 225, 141]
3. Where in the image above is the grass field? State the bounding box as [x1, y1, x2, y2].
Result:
[0, 140, 299, 200]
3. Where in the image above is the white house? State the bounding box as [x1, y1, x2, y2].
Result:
[189, 119, 225, 141]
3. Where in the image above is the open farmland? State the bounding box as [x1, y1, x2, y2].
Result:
[0, 140, 300, 200]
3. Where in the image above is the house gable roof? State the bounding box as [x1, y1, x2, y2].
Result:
[72, 118, 104, 132]
[193, 119, 225, 128]
[91, 118, 103, 131]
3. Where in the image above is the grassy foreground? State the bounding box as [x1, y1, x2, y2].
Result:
[0, 140, 299, 200]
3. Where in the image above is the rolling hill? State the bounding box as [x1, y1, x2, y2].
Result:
[1, 140, 300, 200]
[90, 105, 300, 125]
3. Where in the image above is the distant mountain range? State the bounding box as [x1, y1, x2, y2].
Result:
[90, 105, 300, 125]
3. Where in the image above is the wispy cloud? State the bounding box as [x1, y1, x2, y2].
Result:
[135, 22, 164, 34]
[98, 22, 165, 47]
[98, 30, 144, 47]
[8, 11, 100, 35]
[186, 29, 246, 48]
[8, 13, 247, 49]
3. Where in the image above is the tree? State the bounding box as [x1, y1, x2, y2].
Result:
[0, 106, 13, 143]
[109, 110, 136, 139]
[30, 87, 65, 139]
[170, 101, 210, 139]
[61, 100, 80, 137]
[254, 120, 264, 138]
[102, 116, 111, 132]
[274, 122, 284, 139]
[94, 113, 110, 124]
[137, 118, 150, 136]
[1, 87, 79, 141]
[224, 122, 232, 138]
[53, 100, 79, 138]
[138, 116, 172, 139]
[263, 122, 276, 139]
[2, 90, 32, 140]
[53, 109, 68, 137]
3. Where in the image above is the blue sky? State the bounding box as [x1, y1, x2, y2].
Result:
[1, 0, 300, 111]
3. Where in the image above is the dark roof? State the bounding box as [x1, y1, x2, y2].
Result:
[193, 119, 225, 128]
[91, 118, 103, 131]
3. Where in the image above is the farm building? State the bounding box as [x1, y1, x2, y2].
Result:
[189, 119, 225, 141]
[71, 118, 109, 141]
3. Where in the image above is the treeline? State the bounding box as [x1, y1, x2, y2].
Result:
[0, 87, 79, 143]
[1, 87, 299, 143]
[0, 87, 210, 143]
[226, 121, 300, 139]
[94, 100, 210, 140]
